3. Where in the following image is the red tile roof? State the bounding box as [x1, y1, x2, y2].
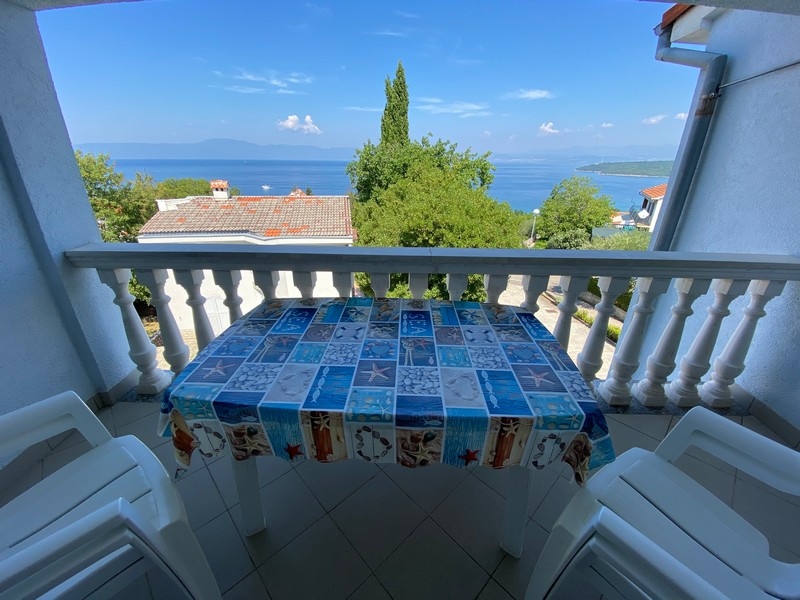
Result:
[640, 183, 668, 200]
[139, 195, 352, 239]
[209, 179, 229, 188]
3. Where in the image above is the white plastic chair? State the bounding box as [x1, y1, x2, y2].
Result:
[527, 406, 800, 600]
[0, 391, 221, 599]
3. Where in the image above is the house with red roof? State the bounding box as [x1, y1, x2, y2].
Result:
[138, 183, 353, 333]
[637, 182, 668, 231]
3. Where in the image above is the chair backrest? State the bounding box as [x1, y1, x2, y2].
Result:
[0, 498, 191, 600]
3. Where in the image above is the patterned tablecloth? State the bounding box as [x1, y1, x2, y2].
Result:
[161, 297, 615, 483]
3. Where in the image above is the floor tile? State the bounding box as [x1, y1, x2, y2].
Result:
[148, 567, 185, 600]
[383, 462, 469, 514]
[223, 570, 271, 600]
[347, 575, 391, 600]
[115, 412, 171, 450]
[42, 440, 92, 477]
[258, 516, 370, 600]
[531, 476, 580, 533]
[733, 476, 800, 556]
[431, 474, 507, 572]
[150, 437, 206, 479]
[194, 511, 256, 594]
[376, 518, 489, 600]
[230, 469, 326, 565]
[493, 519, 549, 600]
[604, 417, 660, 455]
[110, 400, 161, 427]
[209, 455, 293, 509]
[295, 458, 379, 510]
[330, 471, 426, 569]
[476, 579, 514, 600]
[607, 414, 671, 441]
[175, 466, 228, 529]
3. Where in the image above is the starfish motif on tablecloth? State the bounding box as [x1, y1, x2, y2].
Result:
[520, 367, 554, 388]
[201, 360, 232, 379]
[240, 433, 264, 456]
[458, 448, 480, 466]
[284, 442, 304, 459]
[407, 441, 435, 466]
[362, 362, 391, 382]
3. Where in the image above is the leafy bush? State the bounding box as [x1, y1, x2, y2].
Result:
[586, 277, 635, 312]
[545, 229, 590, 249]
[582, 229, 651, 251]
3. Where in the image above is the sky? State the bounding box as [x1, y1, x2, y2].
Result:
[37, 0, 699, 155]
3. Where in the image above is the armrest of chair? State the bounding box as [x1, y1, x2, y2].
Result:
[0, 391, 113, 459]
[654, 406, 800, 497]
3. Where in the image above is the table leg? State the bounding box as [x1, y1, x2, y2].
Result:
[230, 456, 265, 535]
[501, 465, 535, 558]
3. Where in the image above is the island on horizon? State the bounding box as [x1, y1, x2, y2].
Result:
[576, 160, 673, 178]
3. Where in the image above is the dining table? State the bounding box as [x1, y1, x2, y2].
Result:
[159, 296, 616, 558]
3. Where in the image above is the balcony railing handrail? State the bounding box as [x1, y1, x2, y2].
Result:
[66, 242, 800, 281]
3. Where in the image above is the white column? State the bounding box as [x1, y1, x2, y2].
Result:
[577, 277, 630, 382]
[409, 273, 428, 299]
[553, 275, 589, 349]
[370, 272, 390, 297]
[97, 268, 172, 394]
[212, 270, 244, 322]
[446, 273, 468, 301]
[136, 269, 190, 374]
[520, 274, 550, 314]
[253, 270, 279, 300]
[701, 280, 786, 408]
[483, 274, 508, 303]
[332, 271, 353, 297]
[666, 279, 749, 407]
[632, 278, 710, 407]
[291, 271, 315, 298]
[173, 269, 215, 351]
[597, 277, 670, 406]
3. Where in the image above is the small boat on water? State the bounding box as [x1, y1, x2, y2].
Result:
[261, 184, 271, 192]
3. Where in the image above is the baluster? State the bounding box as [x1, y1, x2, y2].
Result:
[173, 269, 215, 351]
[553, 276, 589, 349]
[292, 271, 315, 298]
[483, 274, 508, 303]
[253, 270, 279, 300]
[212, 270, 244, 321]
[577, 276, 630, 382]
[370, 272, 390, 297]
[632, 278, 711, 407]
[136, 269, 190, 374]
[520, 274, 550, 314]
[409, 273, 428, 299]
[701, 280, 786, 408]
[597, 277, 670, 406]
[332, 271, 353, 297]
[446, 273, 468, 301]
[666, 279, 749, 407]
[97, 268, 172, 394]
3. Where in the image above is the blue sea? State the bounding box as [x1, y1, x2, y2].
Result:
[113, 158, 667, 213]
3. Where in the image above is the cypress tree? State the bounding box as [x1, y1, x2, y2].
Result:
[380, 61, 409, 146]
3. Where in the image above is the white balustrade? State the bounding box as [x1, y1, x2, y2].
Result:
[253, 270, 279, 300]
[409, 273, 428, 299]
[289, 270, 314, 298]
[597, 277, 670, 405]
[667, 279, 749, 407]
[520, 274, 550, 314]
[97, 268, 172, 394]
[700, 280, 786, 408]
[172, 269, 215, 350]
[212, 270, 244, 322]
[554, 275, 589, 349]
[370, 272, 390, 297]
[633, 278, 711, 406]
[446, 273, 468, 301]
[332, 271, 353, 297]
[484, 274, 509, 303]
[136, 269, 190, 374]
[577, 276, 630, 382]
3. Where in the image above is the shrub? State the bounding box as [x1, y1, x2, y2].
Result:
[587, 277, 635, 312]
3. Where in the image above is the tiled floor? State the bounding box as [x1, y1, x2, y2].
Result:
[4, 402, 800, 600]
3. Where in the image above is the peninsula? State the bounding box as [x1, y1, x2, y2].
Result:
[576, 160, 673, 177]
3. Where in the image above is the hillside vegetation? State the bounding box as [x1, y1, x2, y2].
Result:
[576, 160, 672, 177]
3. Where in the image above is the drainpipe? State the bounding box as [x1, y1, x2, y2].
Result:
[650, 24, 727, 251]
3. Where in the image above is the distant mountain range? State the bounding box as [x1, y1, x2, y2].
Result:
[576, 160, 673, 177]
[75, 138, 678, 163]
[75, 138, 357, 161]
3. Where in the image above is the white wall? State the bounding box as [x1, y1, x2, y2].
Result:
[641, 9, 800, 428]
[0, 1, 135, 414]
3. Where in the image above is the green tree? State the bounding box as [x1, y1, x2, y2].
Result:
[537, 176, 614, 243]
[380, 61, 409, 146]
[582, 229, 651, 251]
[154, 178, 240, 198]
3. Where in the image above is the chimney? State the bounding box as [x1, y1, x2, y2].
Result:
[210, 179, 231, 199]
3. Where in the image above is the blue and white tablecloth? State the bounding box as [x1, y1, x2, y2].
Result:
[161, 297, 615, 483]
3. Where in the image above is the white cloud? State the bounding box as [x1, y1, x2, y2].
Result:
[416, 100, 490, 118]
[230, 70, 313, 92]
[601, 122, 614, 128]
[224, 85, 265, 94]
[343, 106, 382, 112]
[642, 114, 667, 125]
[482, 130, 492, 138]
[371, 29, 406, 37]
[277, 114, 322, 134]
[675, 112, 688, 120]
[417, 97, 442, 104]
[276, 89, 307, 95]
[212, 70, 224, 77]
[538, 122, 560, 136]
[501, 89, 553, 100]
[395, 10, 419, 18]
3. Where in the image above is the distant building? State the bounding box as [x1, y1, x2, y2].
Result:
[637, 183, 667, 231]
[138, 182, 353, 334]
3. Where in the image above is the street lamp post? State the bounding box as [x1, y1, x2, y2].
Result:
[529, 208, 540, 245]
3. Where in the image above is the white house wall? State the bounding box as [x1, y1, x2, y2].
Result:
[641, 9, 800, 428]
[0, 1, 135, 415]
